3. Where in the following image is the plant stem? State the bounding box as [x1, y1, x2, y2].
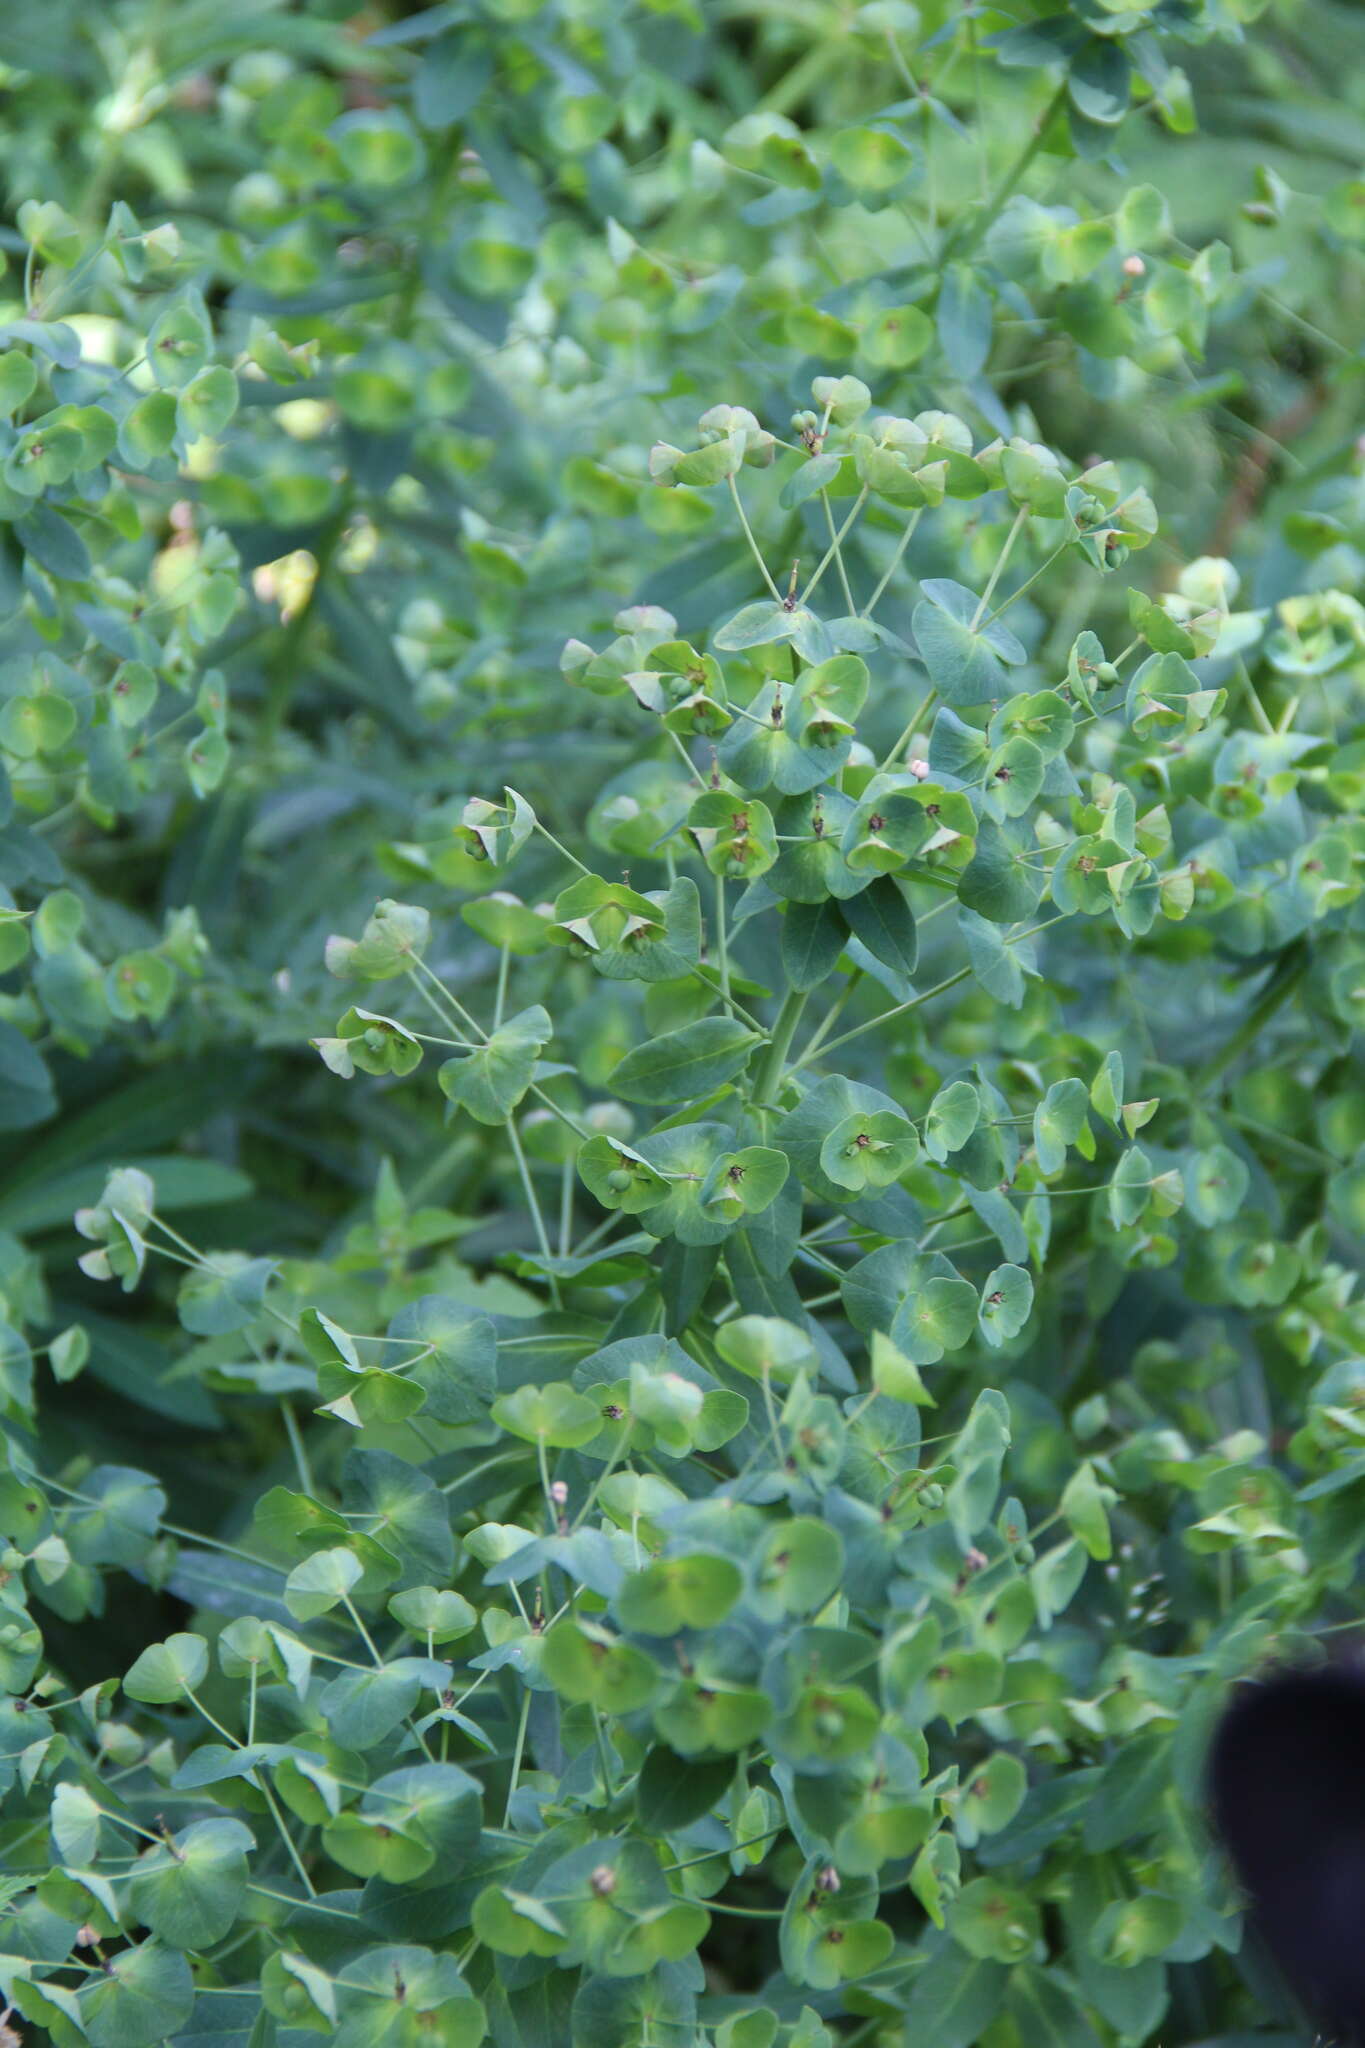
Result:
[803, 487, 868, 604]
[1195, 945, 1310, 1087]
[558, 1156, 574, 1256]
[1232, 657, 1275, 736]
[340, 1593, 384, 1667]
[972, 505, 1029, 629]
[820, 488, 856, 613]
[797, 970, 861, 1065]
[279, 1402, 314, 1496]
[941, 77, 1068, 265]
[504, 1689, 531, 1826]
[532, 819, 591, 876]
[862, 507, 922, 618]
[409, 956, 489, 1042]
[986, 539, 1070, 625]
[714, 874, 730, 1003]
[878, 686, 937, 773]
[753, 988, 808, 1106]
[791, 962, 968, 1071]
[507, 1119, 561, 1306]
[592, 1707, 617, 1799]
[728, 474, 782, 601]
[693, 967, 765, 1035]
[257, 1779, 317, 1897]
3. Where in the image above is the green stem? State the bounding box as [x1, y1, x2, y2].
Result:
[256, 1780, 318, 1898]
[862, 507, 922, 618]
[803, 487, 868, 604]
[791, 966, 958, 1071]
[249, 1884, 353, 1921]
[507, 1119, 561, 1307]
[532, 820, 591, 876]
[753, 988, 808, 1106]
[1232, 658, 1275, 736]
[340, 1593, 384, 1667]
[940, 77, 1068, 265]
[692, 967, 764, 1035]
[878, 686, 937, 774]
[714, 874, 730, 1004]
[558, 1155, 574, 1257]
[279, 1402, 314, 1496]
[985, 539, 1070, 625]
[408, 956, 489, 1042]
[504, 1689, 532, 1826]
[728, 474, 782, 601]
[592, 1708, 618, 1800]
[796, 970, 861, 1065]
[820, 489, 856, 614]
[664, 1826, 784, 1872]
[972, 505, 1029, 629]
[1195, 946, 1310, 1087]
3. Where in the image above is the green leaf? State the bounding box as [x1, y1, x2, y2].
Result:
[820, 1107, 919, 1192]
[284, 1545, 363, 1622]
[610, 1015, 759, 1104]
[978, 1264, 1033, 1347]
[1082, 1733, 1169, 1851]
[333, 108, 427, 188]
[319, 1659, 439, 1749]
[938, 263, 993, 379]
[842, 876, 918, 977]
[389, 1296, 498, 1425]
[1034, 1078, 1090, 1175]
[861, 303, 934, 368]
[388, 1585, 477, 1643]
[949, 1876, 1040, 1961]
[1107, 1145, 1152, 1228]
[439, 1004, 551, 1123]
[957, 1751, 1028, 1845]
[1183, 1143, 1250, 1226]
[177, 1254, 273, 1336]
[542, 1619, 659, 1711]
[124, 1631, 209, 1703]
[130, 1817, 254, 1949]
[334, 1944, 483, 2048]
[957, 816, 1043, 925]
[0, 350, 37, 415]
[869, 1329, 935, 1406]
[903, 1947, 1007, 2048]
[492, 1382, 603, 1448]
[1069, 38, 1130, 124]
[781, 897, 848, 993]
[1060, 1461, 1114, 1560]
[924, 1079, 980, 1163]
[1006, 1965, 1102, 2048]
[617, 1552, 742, 1633]
[177, 364, 239, 439]
[714, 1314, 817, 1384]
[80, 1941, 195, 2048]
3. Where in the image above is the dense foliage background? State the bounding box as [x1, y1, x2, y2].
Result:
[0, 0, 1363, 2042]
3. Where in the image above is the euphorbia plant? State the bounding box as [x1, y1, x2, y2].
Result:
[3, 1, 1365, 2045]
[41, 377, 1365, 2041]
